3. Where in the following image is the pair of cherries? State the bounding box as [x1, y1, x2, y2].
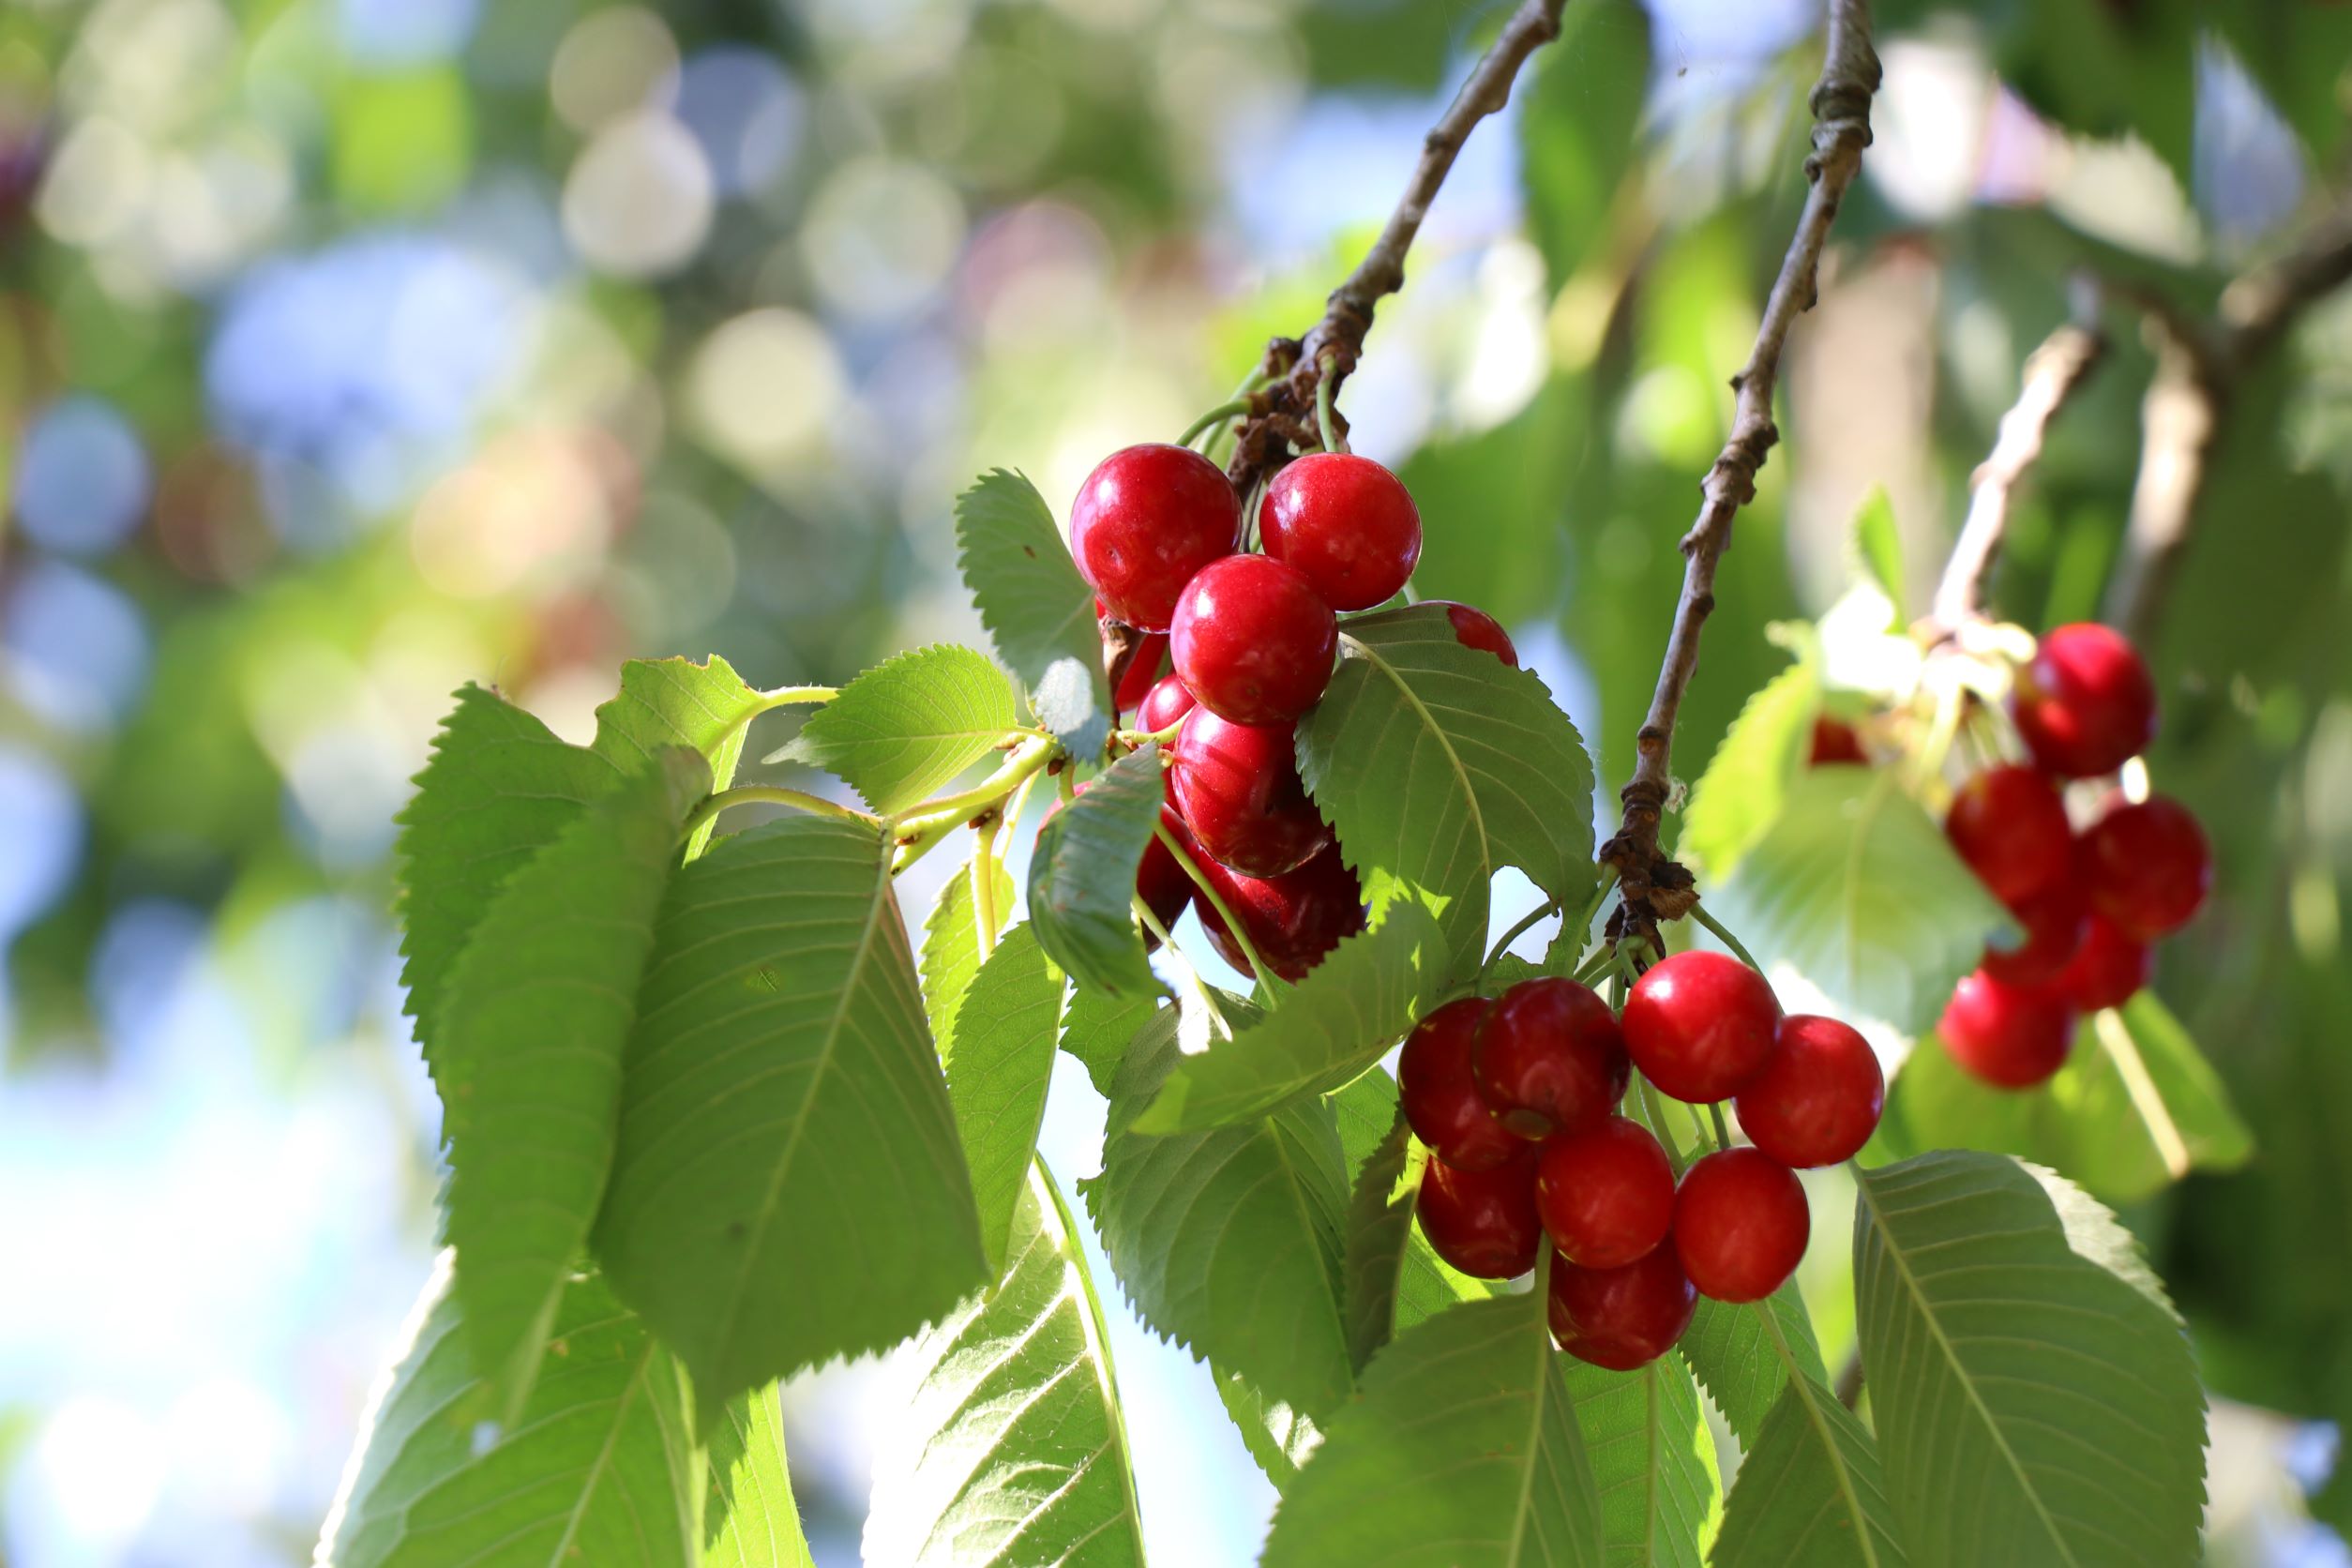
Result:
[1400, 952, 1884, 1369]
[1929, 625, 2210, 1087]
[1072, 442, 1515, 980]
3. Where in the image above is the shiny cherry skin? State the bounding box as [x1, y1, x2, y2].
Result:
[1425, 600, 1518, 667]
[1136, 671, 1196, 735]
[1193, 842, 1365, 983]
[1945, 764, 2073, 906]
[1734, 1015, 1884, 1168]
[1981, 881, 2088, 988]
[1674, 1149, 1810, 1303]
[1535, 1115, 1676, 1269]
[1938, 969, 2075, 1088]
[1170, 554, 1338, 726]
[1168, 707, 1330, 877]
[1809, 716, 1867, 765]
[1070, 444, 1238, 631]
[1398, 998, 1519, 1172]
[1621, 951, 1782, 1104]
[2012, 622, 2157, 778]
[1548, 1244, 1698, 1370]
[2057, 914, 2151, 1012]
[1417, 1145, 1543, 1279]
[1471, 977, 1629, 1141]
[1114, 630, 1168, 715]
[2080, 795, 2210, 939]
[1258, 452, 1423, 611]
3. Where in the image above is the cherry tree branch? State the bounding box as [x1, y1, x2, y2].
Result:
[1599, 0, 1881, 932]
[1928, 284, 2106, 633]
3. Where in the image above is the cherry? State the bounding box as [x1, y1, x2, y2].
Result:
[2012, 622, 2156, 778]
[1039, 789, 1192, 945]
[1808, 716, 1867, 766]
[1621, 951, 1781, 1104]
[1980, 882, 2087, 988]
[1170, 554, 1338, 726]
[1534, 1115, 1675, 1269]
[1193, 841, 1365, 982]
[1070, 444, 1238, 631]
[1945, 764, 2073, 906]
[1168, 707, 1330, 877]
[1471, 977, 1629, 1141]
[1672, 1148, 1809, 1304]
[1425, 600, 1518, 667]
[1398, 998, 1519, 1172]
[1417, 1145, 1543, 1279]
[1547, 1243, 1697, 1370]
[2056, 914, 2150, 1012]
[1114, 630, 1168, 715]
[1136, 671, 1196, 735]
[1938, 969, 2075, 1088]
[1258, 451, 1423, 611]
[1733, 1015, 1884, 1168]
[2080, 795, 2210, 939]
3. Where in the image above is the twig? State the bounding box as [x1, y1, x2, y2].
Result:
[2104, 205, 2352, 641]
[1833, 1348, 1865, 1410]
[1928, 285, 2106, 632]
[1599, 0, 1881, 945]
[680, 785, 875, 843]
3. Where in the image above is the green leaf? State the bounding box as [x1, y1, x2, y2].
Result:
[594, 816, 988, 1425]
[1059, 984, 1161, 1096]
[396, 686, 615, 1056]
[1849, 488, 1907, 625]
[1260, 1289, 1606, 1568]
[1335, 1089, 1489, 1376]
[1676, 1285, 1828, 1448]
[1852, 1152, 2208, 1568]
[1132, 900, 1446, 1132]
[1560, 1354, 1720, 1567]
[1711, 1377, 1906, 1568]
[942, 923, 1070, 1275]
[440, 748, 708, 1425]
[2212, 4, 2352, 165]
[1882, 994, 2253, 1201]
[705, 1388, 818, 1568]
[1028, 746, 1163, 999]
[1080, 1002, 1354, 1419]
[592, 655, 763, 857]
[318, 1259, 702, 1568]
[1999, 0, 2196, 190]
[956, 469, 1109, 758]
[786, 645, 1018, 816]
[1216, 1366, 1325, 1493]
[865, 1164, 1144, 1568]
[920, 852, 1018, 1047]
[1678, 638, 1820, 882]
[1298, 603, 1598, 975]
[1519, 0, 1650, 291]
[1701, 767, 2009, 1038]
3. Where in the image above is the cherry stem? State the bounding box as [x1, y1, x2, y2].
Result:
[681, 785, 874, 843]
[1314, 354, 1347, 454]
[1179, 400, 1253, 450]
[1689, 904, 1765, 976]
[1132, 896, 1233, 1041]
[972, 816, 1001, 963]
[1707, 1100, 1733, 1152]
[889, 734, 1059, 874]
[1110, 718, 1186, 750]
[1570, 943, 1616, 988]
[1482, 898, 1560, 977]
[1153, 819, 1283, 996]
[1634, 1077, 1688, 1178]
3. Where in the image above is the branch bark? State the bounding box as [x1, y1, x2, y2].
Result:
[1599, 0, 1881, 940]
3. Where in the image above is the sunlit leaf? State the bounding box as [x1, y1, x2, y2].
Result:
[942, 923, 1070, 1275]
[956, 469, 1108, 758]
[920, 852, 1018, 1047]
[1849, 488, 1907, 626]
[1561, 1352, 1721, 1567]
[1058, 984, 1162, 1096]
[705, 1387, 818, 1568]
[786, 644, 1018, 816]
[1334, 1084, 1489, 1375]
[1676, 1284, 1828, 1448]
[592, 656, 765, 858]
[1678, 636, 1820, 882]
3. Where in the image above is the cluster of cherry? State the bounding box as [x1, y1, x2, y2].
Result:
[1400, 953, 1883, 1370]
[1071, 442, 1515, 979]
[1820, 623, 2211, 1089]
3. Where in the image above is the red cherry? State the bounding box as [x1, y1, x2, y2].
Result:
[2080, 795, 2210, 939]
[1398, 998, 1519, 1172]
[1535, 1116, 1676, 1269]
[2012, 622, 2156, 778]
[1945, 764, 2073, 906]
[1258, 452, 1423, 611]
[1425, 600, 1518, 667]
[1938, 970, 2076, 1088]
[1808, 716, 1867, 766]
[1114, 630, 1168, 714]
[1193, 841, 1365, 983]
[1980, 881, 2088, 988]
[1070, 444, 1238, 631]
[1170, 555, 1338, 726]
[1547, 1244, 1697, 1370]
[1417, 1146, 1543, 1279]
[1621, 951, 1781, 1104]
[1673, 1148, 1809, 1304]
[1470, 977, 1629, 1140]
[1733, 1015, 1884, 1168]
[1168, 707, 1330, 877]
[2056, 914, 2150, 1012]
[1136, 672, 1196, 735]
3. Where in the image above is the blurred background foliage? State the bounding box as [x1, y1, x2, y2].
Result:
[0, 0, 2348, 1561]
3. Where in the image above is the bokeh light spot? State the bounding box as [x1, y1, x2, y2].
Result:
[561, 110, 713, 279]
[13, 395, 151, 556]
